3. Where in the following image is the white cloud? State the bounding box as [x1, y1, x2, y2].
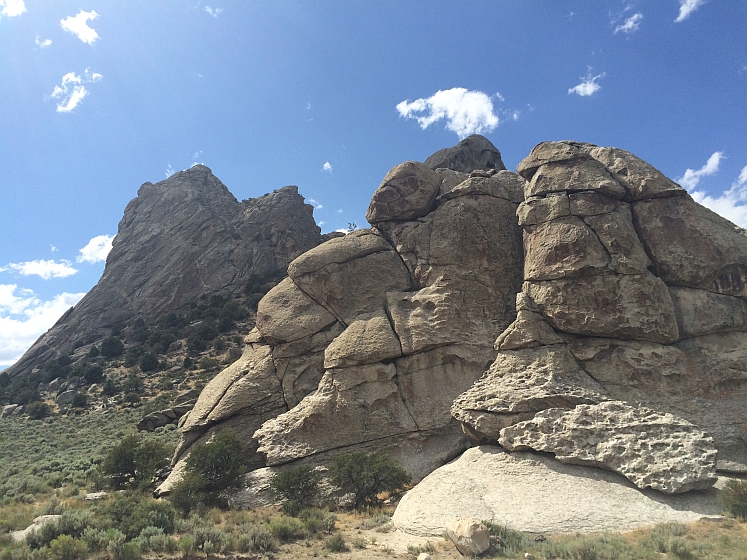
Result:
[677, 151, 723, 189]
[0, 285, 85, 367]
[675, 0, 705, 23]
[35, 36, 52, 48]
[0, 259, 78, 280]
[689, 165, 747, 228]
[61, 10, 99, 44]
[0, 0, 26, 18]
[396, 87, 500, 139]
[204, 6, 222, 17]
[165, 164, 175, 178]
[318, 221, 325, 226]
[322, 162, 332, 173]
[614, 12, 643, 34]
[308, 198, 323, 209]
[50, 245, 58, 253]
[76, 235, 114, 264]
[48, 69, 102, 113]
[568, 71, 606, 97]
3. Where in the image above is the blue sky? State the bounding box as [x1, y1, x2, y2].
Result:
[1, 0, 746, 368]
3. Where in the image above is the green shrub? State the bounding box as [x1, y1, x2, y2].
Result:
[324, 533, 348, 552]
[26, 402, 51, 420]
[102, 378, 118, 396]
[49, 535, 87, 560]
[99, 435, 172, 489]
[185, 430, 245, 493]
[100, 337, 124, 359]
[721, 479, 747, 519]
[178, 536, 194, 559]
[139, 352, 158, 373]
[70, 394, 87, 409]
[268, 516, 305, 543]
[328, 451, 410, 509]
[97, 493, 175, 539]
[270, 465, 321, 512]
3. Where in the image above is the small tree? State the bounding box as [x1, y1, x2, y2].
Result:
[721, 479, 747, 519]
[328, 451, 410, 509]
[100, 435, 172, 489]
[270, 465, 322, 513]
[101, 336, 125, 358]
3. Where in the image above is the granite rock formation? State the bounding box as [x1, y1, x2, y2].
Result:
[160, 136, 524, 492]
[452, 141, 747, 486]
[5, 166, 323, 379]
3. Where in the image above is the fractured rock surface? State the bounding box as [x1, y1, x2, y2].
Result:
[498, 401, 718, 493]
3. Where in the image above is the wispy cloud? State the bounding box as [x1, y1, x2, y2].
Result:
[396, 87, 501, 139]
[0, 0, 26, 18]
[77, 235, 114, 264]
[0, 285, 85, 366]
[48, 68, 102, 113]
[61, 9, 99, 44]
[0, 259, 78, 280]
[614, 12, 643, 34]
[308, 198, 323, 209]
[35, 36, 52, 48]
[675, 0, 705, 23]
[690, 165, 747, 228]
[322, 162, 332, 173]
[568, 70, 606, 97]
[677, 151, 723, 189]
[165, 164, 175, 178]
[204, 5, 223, 17]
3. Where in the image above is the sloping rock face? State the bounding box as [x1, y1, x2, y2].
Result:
[161, 136, 524, 491]
[5, 166, 323, 379]
[391, 446, 722, 537]
[453, 141, 747, 481]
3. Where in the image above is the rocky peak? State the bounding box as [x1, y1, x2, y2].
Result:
[5, 169, 323, 379]
[424, 134, 506, 173]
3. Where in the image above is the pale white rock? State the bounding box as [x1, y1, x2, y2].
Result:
[436, 175, 512, 203]
[516, 141, 590, 181]
[494, 309, 564, 350]
[445, 518, 490, 556]
[12, 515, 61, 543]
[391, 447, 722, 537]
[499, 401, 718, 493]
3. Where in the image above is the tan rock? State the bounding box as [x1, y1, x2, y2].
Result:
[587, 146, 686, 201]
[632, 195, 747, 295]
[254, 363, 418, 466]
[395, 344, 495, 431]
[424, 134, 506, 174]
[324, 310, 402, 368]
[451, 345, 607, 442]
[366, 161, 443, 223]
[516, 141, 590, 181]
[290, 231, 412, 326]
[391, 447, 723, 537]
[516, 193, 570, 225]
[445, 518, 490, 556]
[569, 191, 617, 216]
[669, 286, 747, 338]
[525, 273, 679, 343]
[181, 344, 279, 433]
[435, 168, 469, 197]
[436, 175, 512, 203]
[583, 204, 651, 274]
[256, 277, 337, 344]
[523, 216, 610, 281]
[387, 277, 506, 354]
[273, 322, 344, 408]
[526, 159, 627, 200]
[495, 309, 564, 350]
[499, 401, 718, 493]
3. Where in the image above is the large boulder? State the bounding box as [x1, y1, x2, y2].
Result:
[391, 446, 722, 537]
[424, 134, 506, 173]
